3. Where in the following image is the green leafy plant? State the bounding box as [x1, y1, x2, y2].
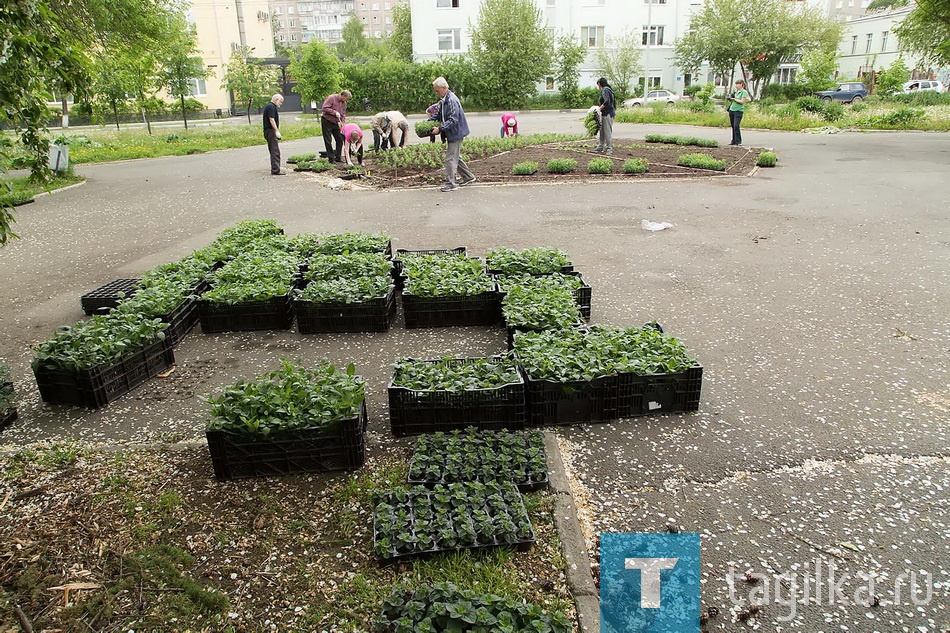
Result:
[32, 313, 169, 372]
[587, 158, 613, 174]
[546, 158, 577, 174]
[645, 133, 676, 143]
[415, 120, 437, 137]
[309, 232, 391, 257]
[206, 359, 364, 436]
[374, 582, 572, 633]
[622, 158, 649, 174]
[584, 110, 600, 137]
[485, 247, 570, 275]
[286, 153, 317, 164]
[0, 191, 35, 207]
[294, 158, 332, 172]
[511, 161, 538, 175]
[409, 429, 547, 488]
[392, 356, 520, 392]
[501, 282, 582, 331]
[196, 219, 284, 262]
[401, 254, 494, 297]
[677, 153, 726, 171]
[298, 275, 391, 304]
[757, 152, 777, 167]
[203, 249, 298, 304]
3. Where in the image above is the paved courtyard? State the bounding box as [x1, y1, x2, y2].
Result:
[0, 112, 947, 631]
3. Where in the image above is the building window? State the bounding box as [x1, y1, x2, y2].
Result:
[647, 75, 661, 88]
[291, 33, 297, 41]
[386, 15, 392, 24]
[437, 28, 461, 50]
[547, 0, 555, 4]
[850, 35, 857, 54]
[188, 78, 207, 96]
[278, 20, 284, 28]
[375, 30, 382, 37]
[373, 15, 379, 22]
[545, 76, 555, 90]
[865, 32, 872, 53]
[835, 0, 842, 6]
[385, 2, 391, 8]
[289, 19, 295, 27]
[288, 5, 294, 13]
[775, 67, 797, 84]
[372, 2, 379, 8]
[275, 6, 282, 13]
[436, 0, 460, 7]
[583, 26, 604, 47]
[279, 33, 286, 42]
[881, 30, 888, 51]
[642, 25, 664, 46]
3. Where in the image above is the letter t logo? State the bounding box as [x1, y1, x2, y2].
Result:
[625, 558, 679, 608]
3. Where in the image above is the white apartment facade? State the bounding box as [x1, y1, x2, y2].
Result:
[296, 0, 355, 44]
[189, 0, 277, 111]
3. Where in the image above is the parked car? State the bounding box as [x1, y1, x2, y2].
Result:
[814, 82, 868, 103]
[621, 90, 680, 107]
[902, 80, 945, 94]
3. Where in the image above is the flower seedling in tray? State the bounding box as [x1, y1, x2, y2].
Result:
[485, 247, 572, 275]
[408, 428, 548, 491]
[391, 356, 520, 392]
[372, 482, 534, 561]
[401, 254, 494, 297]
[501, 281, 583, 331]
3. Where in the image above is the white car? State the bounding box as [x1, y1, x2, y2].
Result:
[621, 90, 680, 107]
[902, 80, 945, 94]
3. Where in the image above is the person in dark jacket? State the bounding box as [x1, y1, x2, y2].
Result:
[595, 77, 615, 154]
[321, 90, 351, 162]
[262, 93, 284, 175]
[428, 77, 475, 192]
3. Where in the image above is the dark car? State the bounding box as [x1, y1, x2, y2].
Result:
[815, 82, 868, 103]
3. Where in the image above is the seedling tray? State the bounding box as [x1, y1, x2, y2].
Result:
[206, 401, 367, 481]
[402, 290, 501, 329]
[33, 337, 175, 409]
[388, 358, 526, 436]
[616, 363, 703, 417]
[159, 281, 210, 347]
[497, 272, 591, 322]
[1, 408, 16, 431]
[392, 247, 467, 289]
[294, 286, 396, 334]
[522, 373, 620, 427]
[80, 278, 142, 315]
[505, 322, 584, 351]
[486, 263, 575, 276]
[372, 482, 535, 562]
[198, 293, 294, 333]
[408, 429, 548, 492]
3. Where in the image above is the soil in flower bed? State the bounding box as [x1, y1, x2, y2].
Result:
[356, 138, 759, 189]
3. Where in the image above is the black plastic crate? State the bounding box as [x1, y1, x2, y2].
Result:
[33, 338, 175, 409]
[616, 364, 703, 417]
[206, 402, 367, 480]
[389, 358, 526, 436]
[523, 374, 620, 427]
[294, 286, 396, 334]
[80, 278, 142, 315]
[198, 293, 294, 333]
[486, 263, 575, 276]
[1, 408, 16, 431]
[496, 272, 591, 322]
[402, 290, 500, 329]
[392, 247, 467, 290]
[158, 281, 210, 347]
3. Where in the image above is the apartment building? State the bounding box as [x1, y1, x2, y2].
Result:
[289, 0, 355, 44]
[189, 0, 277, 111]
[354, 0, 406, 38]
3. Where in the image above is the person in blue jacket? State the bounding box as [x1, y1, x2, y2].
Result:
[428, 76, 476, 192]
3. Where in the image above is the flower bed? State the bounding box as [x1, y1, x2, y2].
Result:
[372, 482, 534, 561]
[389, 356, 526, 436]
[408, 429, 548, 492]
[375, 583, 572, 633]
[513, 325, 700, 425]
[32, 312, 173, 409]
[400, 254, 499, 328]
[205, 360, 366, 480]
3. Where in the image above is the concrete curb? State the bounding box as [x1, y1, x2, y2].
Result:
[543, 431, 600, 633]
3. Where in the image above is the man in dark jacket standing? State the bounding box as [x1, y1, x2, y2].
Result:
[429, 77, 475, 192]
[321, 90, 351, 163]
[263, 93, 284, 175]
[595, 77, 615, 155]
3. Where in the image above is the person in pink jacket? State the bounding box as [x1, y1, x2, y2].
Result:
[500, 112, 518, 137]
[340, 122, 364, 165]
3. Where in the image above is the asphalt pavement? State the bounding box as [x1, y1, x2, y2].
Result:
[0, 110, 947, 631]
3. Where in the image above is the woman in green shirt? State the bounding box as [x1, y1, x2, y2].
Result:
[727, 79, 751, 146]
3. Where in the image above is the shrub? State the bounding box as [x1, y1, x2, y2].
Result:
[683, 84, 703, 98]
[887, 91, 950, 106]
[757, 152, 777, 167]
[512, 161, 539, 175]
[287, 153, 317, 164]
[860, 107, 926, 128]
[547, 158, 577, 173]
[677, 153, 726, 171]
[294, 158, 332, 172]
[415, 120, 437, 137]
[794, 96, 824, 114]
[760, 83, 787, 101]
[587, 158, 613, 174]
[850, 101, 867, 112]
[676, 136, 718, 148]
[822, 101, 844, 122]
[622, 158, 648, 174]
[645, 133, 675, 143]
[577, 87, 601, 103]
[684, 100, 716, 113]
[783, 83, 814, 100]
[777, 104, 800, 118]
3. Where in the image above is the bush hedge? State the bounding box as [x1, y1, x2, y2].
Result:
[622, 158, 649, 174]
[546, 158, 577, 174]
[677, 153, 726, 171]
[587, 158, 613, 174]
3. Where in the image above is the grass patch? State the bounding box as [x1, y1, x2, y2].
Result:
[677, 153, 727, 171]
[587, 158, 613, 174]
[546, 158, 577, 174]
[622, 158, 649, 174]
[512, 161, 539, 175]
[757, 151, 777, 167]
[0, 171, 85, 203]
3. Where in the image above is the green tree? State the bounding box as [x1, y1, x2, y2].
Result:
[594, 30, 643, 101]
[553, 34, 586, 108]
[224, 47, 280, 124]
[468, 0, 553, 109]
[339, 15, 369, 60]
[869, 0, 950, 67]
[798, 46, 838, 93]
[389, 2, 413, 63]
[875, 57, 911, 95]
[289, 40, 342, 104]
[159, 25, 208, 130]
[93, 54, 135, 130]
